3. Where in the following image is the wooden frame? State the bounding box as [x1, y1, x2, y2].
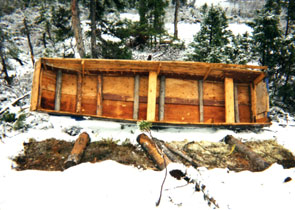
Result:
[30, 58, 271, 126]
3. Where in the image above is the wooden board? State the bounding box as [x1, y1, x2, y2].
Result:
[165, 78, 198, 105]
[164, 104, 199, 123]
[60, 73, 77, 113]
[225, 77, 235, 123]
[40, 68, 56, 110]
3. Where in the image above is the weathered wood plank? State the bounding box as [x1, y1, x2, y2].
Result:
[159, 75, 165, 121]
[97, 74, 103, 116]
[225, 77, 235, 123]
[133, 75, 140, 119]
[76, 73, 82, 113]
[30, 59, 42, 111]
[250, 83, 257, 122]
[199, 80, 204, 122]
[234, 83, 240, 123]
[147, 71, 158, 121]
[54, 69, 62, 111]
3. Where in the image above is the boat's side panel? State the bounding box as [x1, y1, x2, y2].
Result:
[40, 67, 56, 110]
[81, 75, 97, 115]
[203, 81, 225, 123]
[256, 80, 269, 121]
[60, 73, 77, 113]
[237, 84, 251, 122]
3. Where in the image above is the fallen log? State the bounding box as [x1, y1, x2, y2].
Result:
[137, 134, 171, 170]
[224, 135, 271, 171]
[64, 132, 90, 169]
[164, 143, 200, 168]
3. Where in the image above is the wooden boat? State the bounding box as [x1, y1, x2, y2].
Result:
[30, 58, 271, 127]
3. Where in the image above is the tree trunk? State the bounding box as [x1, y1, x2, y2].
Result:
[23, 17, 35, 66]
[90, 0, 98, 58]
[174, 0, 180, 39]
[71, 0, 86, 58]
[64, 132, 90, 169]
[224, 135, 271, 171]
[0, 46, 12, 85]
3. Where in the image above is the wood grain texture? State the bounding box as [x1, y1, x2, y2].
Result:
[225, 77, 235, 123]
[30, 59, 42, 111]
[133, 75, 140, 119]
[54, 69, 62, 111]
[147, 71, 158, 121]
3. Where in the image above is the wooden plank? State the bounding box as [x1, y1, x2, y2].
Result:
[103, 76, 134, 100]
[81, 75, 97, 115]
[30, 59, 42, 111]
[199, 80, 204, 122]
[133, 75, 140, 119]
[165, 78, 198, 100]
[204, 106, 225, 123]
[60, 73, 77, 112]
[164, 104, 199, 123]
[158, 75, 165, 121]
[203, 67, 212, 81]
[103, 100, 133, 119]
[250, 83, 257, 122]
[254, 72, 266, 85]
[147, 71, 158, 121]
[225, 77, 235, 123]
[234, 83, 240, 123]
[76, 73, 82, 113]
[54, 69, 62, 111]
[97, 74, 103, 116]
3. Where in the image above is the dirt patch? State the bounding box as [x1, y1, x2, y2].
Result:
[13, 138, 295, 172]
[13, 138, 157, 171]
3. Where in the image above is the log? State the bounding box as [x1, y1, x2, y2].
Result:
[64, 132, 90, 169]
[224, 135, 270, 171]
[165, 143, 199, 168]
[137, 134, 170, 170]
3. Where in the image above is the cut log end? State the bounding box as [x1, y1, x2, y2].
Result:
[64, 132, 90, 169]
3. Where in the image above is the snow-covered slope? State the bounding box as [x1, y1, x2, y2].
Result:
[0, 1, 294, 210]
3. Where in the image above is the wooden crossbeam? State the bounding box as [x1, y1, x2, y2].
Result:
[133, 75, 140, 119]
[251, 83, 257, 122]
[96, 74, 103, 116]
[54, 69, 62, 111]
[225, 77, 235, 123]
[159, 75, 165, 121]
[30, 59, 42, 111]
[147, 71, 158, 121]
[198, 80, 204, 122]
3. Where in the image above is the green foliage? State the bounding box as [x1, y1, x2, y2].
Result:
[187, 4, 241, 64]
[1, 112, 16, 123]
[137, 121, 152, 133]
[51, 5, 73, 43]
[101, 40, 132, 59]
[137, 0, 169, 47]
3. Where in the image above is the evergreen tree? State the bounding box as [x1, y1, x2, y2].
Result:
[187, 4, 234, 63]
[248, 9, 283, 71]
[137, 0, 168, 47]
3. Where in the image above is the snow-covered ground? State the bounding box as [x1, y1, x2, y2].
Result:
[1, 1, 295, 210]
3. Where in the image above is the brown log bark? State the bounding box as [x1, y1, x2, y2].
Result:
[23, 17, 35, 66]
[173, 0, 180, 39]
[90, 0, 98, 58]
[224, 135, 271, 171]
[137, 134, 171, 170]
[65, 132, 90, 169]
[71, 0, 86, 58]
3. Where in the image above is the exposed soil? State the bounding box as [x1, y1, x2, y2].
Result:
[13, 137, 295, 172]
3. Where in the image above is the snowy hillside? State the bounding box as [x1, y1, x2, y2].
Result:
[1, 0, 295, 210]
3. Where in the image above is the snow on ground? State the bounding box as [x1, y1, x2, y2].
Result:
[0, 1, 295, 210]
[0, 111, 295, 210]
